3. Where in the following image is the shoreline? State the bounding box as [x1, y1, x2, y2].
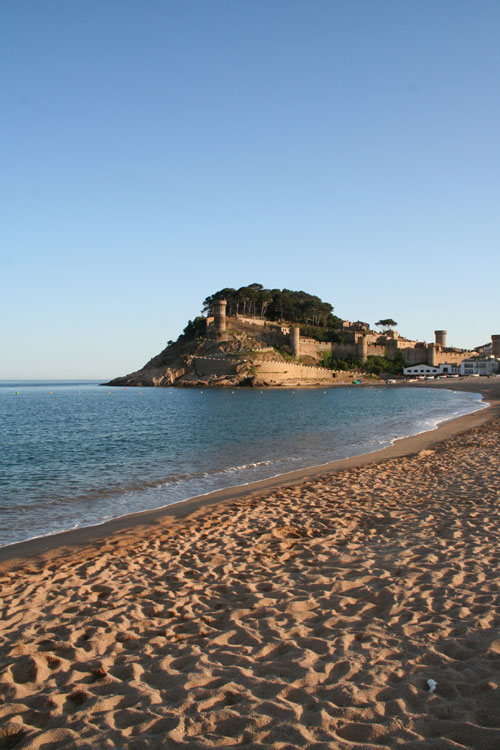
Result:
[2, 380, 500, 747]
[1, 377, 499, 567]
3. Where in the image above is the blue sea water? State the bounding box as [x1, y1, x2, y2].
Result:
[0, 380, 487, 548]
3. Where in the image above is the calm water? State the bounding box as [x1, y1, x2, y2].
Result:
[0, 380, 486, 547]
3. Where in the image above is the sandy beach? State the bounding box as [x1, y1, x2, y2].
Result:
[1, 378, 500, 749]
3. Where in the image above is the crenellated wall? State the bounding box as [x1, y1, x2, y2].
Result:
[252, 360, 360, 385]
[297, 337, 331, 358]
[432, 349, 476, 365]
[210, 316, 478, 371]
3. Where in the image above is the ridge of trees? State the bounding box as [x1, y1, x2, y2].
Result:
[321, 350, 405, 375]
[202, 284, 342, 330]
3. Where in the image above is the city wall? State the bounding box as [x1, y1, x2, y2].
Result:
[194, 356, 359, 385]
[214, 313, 478, 369]
[253, 361, 355, 385]
[193, 357, 241, 377]
[297, 337, 331, 358]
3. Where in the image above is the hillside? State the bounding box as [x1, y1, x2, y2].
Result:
[105, 316, 348, 388]
[105, 285, 368, 388]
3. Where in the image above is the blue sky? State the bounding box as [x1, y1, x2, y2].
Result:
[2, 0, 499, 378]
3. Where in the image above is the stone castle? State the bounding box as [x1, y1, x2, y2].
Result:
[209, 298, 500, 368]
[107, 299, 499, 388]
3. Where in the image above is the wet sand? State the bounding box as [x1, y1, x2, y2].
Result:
[1, 378, 500, 749]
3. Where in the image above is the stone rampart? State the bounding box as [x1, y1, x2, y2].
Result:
[253, 360, 357, 385]
[433, 349, 475, 365]
[403, 346, 431, 366]
[298, 338, 332, 358]
[332, 342, 386, 359]
[234, 316, 267, 326]
[193, 357, 242, 376]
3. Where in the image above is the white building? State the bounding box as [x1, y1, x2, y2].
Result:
[403, 363, 459, 377]
[459, 357, 499, 376]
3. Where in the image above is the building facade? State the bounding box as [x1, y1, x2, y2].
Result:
[459, 357, 499, 376]
[403, 363, 459, 377]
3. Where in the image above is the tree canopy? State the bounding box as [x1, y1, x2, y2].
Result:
[202, 284, 342, 330]
[375, 318, 398, 330]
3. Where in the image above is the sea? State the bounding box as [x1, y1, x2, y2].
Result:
[0, 380, 487, 548]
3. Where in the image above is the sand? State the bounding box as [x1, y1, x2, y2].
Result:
[1, 378, 500, 749]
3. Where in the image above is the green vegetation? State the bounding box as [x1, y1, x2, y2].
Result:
[300, 324, 345, 343]
[177, 316, 206, 342]
[363, 351, 405, 375]
[376, 318, 398, 331]
[320, 353, 361, 371]
[202, 283, 343, 341]
[321, 349, 405, 375]
[273, 346, 299, 361]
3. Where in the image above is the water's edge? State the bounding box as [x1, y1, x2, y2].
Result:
[0, 389, 490, 559]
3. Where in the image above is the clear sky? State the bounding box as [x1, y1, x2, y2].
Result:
[2, 0, 499, 379]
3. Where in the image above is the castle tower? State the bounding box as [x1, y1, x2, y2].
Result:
[492, 335, 500, 358]
[213, 299, 227, 335]
[357, 335, 368, 364]
[427, 343, 436, 367]
[435, 330, 447, 348]
[385, 339, 398, 361]
[290, 326, 300, 358]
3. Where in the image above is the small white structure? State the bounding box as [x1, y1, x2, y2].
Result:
[403, 363, 459, 377]
[460, 357, 499, 376]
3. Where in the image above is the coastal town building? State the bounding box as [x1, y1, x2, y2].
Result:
[459, 357, 500, 377]
[403, 363, 459, 377]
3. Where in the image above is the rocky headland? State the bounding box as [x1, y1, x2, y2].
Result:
[105, 317, 358, 389]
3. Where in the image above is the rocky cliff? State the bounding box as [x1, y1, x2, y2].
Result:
[105, 318, 356, 388]
[106, 320, 274, 388]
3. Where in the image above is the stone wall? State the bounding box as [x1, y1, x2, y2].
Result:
[253, 360, 356, 385]
[194, 355, 362, 386]
[402, 346, 476, 367]
[332, 342, 387, 360]
[433, 349, 475, 365]
[234, 316, 267, 327]
[298, 337, 332, 358]
[402, 346, 432, 366]
[193, 357, 241, 377]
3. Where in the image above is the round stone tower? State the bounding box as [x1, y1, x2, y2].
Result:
[290, 326, 300, 358]
[357, 335, 368, 364]
[435, 330, 447, 348]
[492, 335, 500, 358]
[385, 339, 398, 361]
[213, 299, 227, 335]
[427, 343, 436, 367]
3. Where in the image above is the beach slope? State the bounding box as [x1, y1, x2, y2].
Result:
[1, 380, 500, 749]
